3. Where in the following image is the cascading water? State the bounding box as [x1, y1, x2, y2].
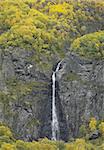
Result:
[52, 62, 62, 141]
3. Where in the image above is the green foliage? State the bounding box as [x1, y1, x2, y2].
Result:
[79, 125, 87, 137]
[71, 31, 104, 58]
[15, 140, 26, 150]
[0, 126, 12, 137]
[0, 124, 14, 148]
[0, 120, 103, 150]
[66, 139, 95, 150]
[0, 0, 104, 60]
[79, 118, 104, 137]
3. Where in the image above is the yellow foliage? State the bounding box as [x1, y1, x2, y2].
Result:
[65, 139, 95, 150]
[0, 0, 104, 60]
[1, 143, 16, 150]
[99, 122, 104, 134]
[89, 118, 97, 131]
[49, 3, 69, 15]
[74, 139, 86, 150]
[0, 122, 103, 150]
[0, 1, 104, 150]
[23, 0, 37, 4]
[0, 126, 12, 137]
[66, 143, 74, 150]
[71, 31, 104, 58]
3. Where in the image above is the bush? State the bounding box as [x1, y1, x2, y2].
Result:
[71, 31, 104, 58]
[99, 122, 104, 135]
[0, 126, 12, 138]
[0, 143, 16, 150]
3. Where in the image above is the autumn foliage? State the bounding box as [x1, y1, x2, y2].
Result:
[0, 0, 104, 60]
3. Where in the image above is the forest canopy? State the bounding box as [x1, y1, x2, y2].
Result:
[0, 0, 104, 59]
[71, 31, 104, 58]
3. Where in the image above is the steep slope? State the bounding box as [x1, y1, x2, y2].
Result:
[57, 53, 104, 139]
[0, 0, 104, 141]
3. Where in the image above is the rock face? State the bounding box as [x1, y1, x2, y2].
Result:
[0, 48, 104, 141]
[57, 53, 104, 140]
[0, 48, 53, 141]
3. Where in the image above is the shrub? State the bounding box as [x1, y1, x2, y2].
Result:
[89, 118, 97, 131]
[99, 122, 104, 135]
[71, 31, 104, 58]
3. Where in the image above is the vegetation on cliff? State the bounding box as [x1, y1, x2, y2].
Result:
[0, 119, 104, 150]
[0, 0, 104, 60]
[0, 0, 104, 148]
[71, 31, 104, 58]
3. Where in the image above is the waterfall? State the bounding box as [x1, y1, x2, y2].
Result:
[52, 62, 62, 141]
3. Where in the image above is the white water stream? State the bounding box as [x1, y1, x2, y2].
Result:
[52, 62, 62, 141]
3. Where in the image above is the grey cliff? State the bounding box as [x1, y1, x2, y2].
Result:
[0, 48, 104, 141]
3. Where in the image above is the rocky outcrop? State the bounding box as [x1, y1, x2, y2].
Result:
[0, 47, 104, 141]
[57, 53, 104, 140]
[0, 47, 55, 141]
